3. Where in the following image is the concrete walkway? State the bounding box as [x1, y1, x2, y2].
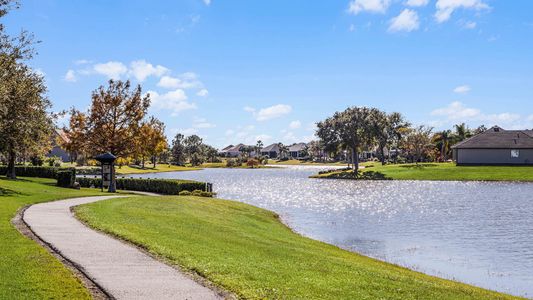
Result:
[23, 196, 221, 300]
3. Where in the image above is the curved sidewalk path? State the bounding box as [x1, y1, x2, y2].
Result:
[23, 196, 221, 300]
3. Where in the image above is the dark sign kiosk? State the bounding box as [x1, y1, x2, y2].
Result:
[95, 152, 117, 193]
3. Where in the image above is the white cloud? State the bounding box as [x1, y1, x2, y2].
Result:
[435, 0, 490, 23]
[348, 0, 391, 15]
[431, 101, 522, 127]
[453, 85, 471, 94]
[147, 89, 196, 115]
[289, 120, 302, 129]
[157, 73, 202, 89]
[64, 69, 76, 82]
[197, 89, 209, 97]
[463, 21, 477, 29]
[225, 129, 235, 136]
[193, 117, 216, 129]
[93, 61, 128, 80]
[246, 104, 292, 121]
[74, 59, 91, 65]
[129, 60, 169, 82]
[349, 24, 356, 32]
[405, 0, 429, 7]
[389, 9, 420, 32]
[203, 0, 211, 6]
[157, 76, 181, 89]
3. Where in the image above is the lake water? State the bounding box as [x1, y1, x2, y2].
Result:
[127, 166, 533, 297]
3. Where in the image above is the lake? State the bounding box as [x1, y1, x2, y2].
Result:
[126, 166, 533, 297]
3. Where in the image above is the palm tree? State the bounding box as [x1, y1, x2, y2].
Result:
[255, 140, 263, 158]
[278, 143, 289, 159]
[454, 123, 472, 142]
[433, 130, 452, 161]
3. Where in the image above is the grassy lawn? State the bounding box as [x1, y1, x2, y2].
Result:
[115, 163, 201, 174]
[312, 162, 533, 181]
[75, 196, 516, 299]
[267, 159, 346, 166]
[0, 177, 104, 299]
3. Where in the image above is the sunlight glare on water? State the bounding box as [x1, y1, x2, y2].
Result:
[130, 166, 533, 297]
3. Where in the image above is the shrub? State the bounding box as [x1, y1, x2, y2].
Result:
[226, 159, 237, 168]
[87, 159, 98, 166]
[0, 165, 75, 179]
[57, 170, 74, 187]
[46, 156, 62, 167]
[30, 155, 45, 166]
[76, 177, 207, 195]
[179, 190, 192, 196]
[76, 167, 101, 175]
[246, 158, 260, 168]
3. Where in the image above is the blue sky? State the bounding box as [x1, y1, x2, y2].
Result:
[4, 0, 533, 148]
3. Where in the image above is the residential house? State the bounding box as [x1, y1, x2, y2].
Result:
[261, 143, 281, 159]
[452, 126, 533, 165]
[219, 144, 245, 157]
[288, 143, 308, 159]
[47, 129, 70, 162]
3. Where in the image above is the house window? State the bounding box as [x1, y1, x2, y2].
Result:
[511, 149, 520, 158]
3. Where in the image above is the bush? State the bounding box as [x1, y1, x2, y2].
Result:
[30, 155, 44, 166]
[246, 158, 260, 168]
[76, 177, 207, 195]
[0, 165, 75, 179]
[226, 159, 237, 168]
[179, 190, 192, 196]
[57, 170, 74, 187]
[46, 156, 62, 167]
[76, 167, 101, 175]
[191, 189, 215, 198]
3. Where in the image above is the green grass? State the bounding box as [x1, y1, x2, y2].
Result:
[0, 177, 105, 299]
[313, 162, 533, 181]
[267, 159, 346, 166]
[75, 196, 517, 299]
[115, 164, 201, 174]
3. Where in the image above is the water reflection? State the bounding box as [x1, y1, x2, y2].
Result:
[130, 166, 533, 297]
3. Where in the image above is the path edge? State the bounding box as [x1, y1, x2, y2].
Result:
[12, 204, 113, 300]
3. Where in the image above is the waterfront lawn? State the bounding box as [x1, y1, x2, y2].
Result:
[0, 177, 104, 299]
[115, 163, 201, 174]
[75, 196, 517, 299]
[313, 162, 533, 181]
[268, 159, 346, 166]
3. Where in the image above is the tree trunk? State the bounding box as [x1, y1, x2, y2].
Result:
[380, 146, 386, 165]
[7, 148, 16, 179]
[351, 148, 359, 172]
[152, 155, 157, 168]
[141, 157, 145, 169]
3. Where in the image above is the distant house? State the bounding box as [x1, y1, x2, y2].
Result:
[261, 143, 280, 158]
[452, 126, 533, 165]
[47, 129, 70, 162]
[219, 144, 245, 157]
[288, 143, 307, 159]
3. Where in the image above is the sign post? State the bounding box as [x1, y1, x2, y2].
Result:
[95, 153, 117, 193]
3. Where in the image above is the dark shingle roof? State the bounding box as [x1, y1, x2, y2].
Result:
[261, 143, 280, 152]
[452, 126, 533, 149]
[288, 143, 307, 152]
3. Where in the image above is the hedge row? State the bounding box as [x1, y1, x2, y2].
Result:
[77, 177, 207, 195]
[0, 165, 76, 179]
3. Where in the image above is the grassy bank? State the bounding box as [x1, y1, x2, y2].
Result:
[268, 159, 346, 166]
[115, 164, 201, 174]
[0, 177, 104, 299]
[312, 162, 533, 181]
[75, 196, 516, 299]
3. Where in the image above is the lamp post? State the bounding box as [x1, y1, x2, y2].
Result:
[95, 152, 117, 193]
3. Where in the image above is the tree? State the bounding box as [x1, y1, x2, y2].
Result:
[433, 130, 452, 161]
[255, 140, 263, 158]
[0, 62, 53, 179]
[403, 125, 433, 164]
[203, 144, 219, 163]
[144, 117, 167, 168]
[278, 143, 289, 159]
[62, 108, 88, 163]
[317, 107, 375, 171]
[85, 80, 150, 158]
[369, 111, 410, 165]
[1, 1, 53, 179]
[183, 134, 204, 166]
[307, 140, 323, 161]
[453, 123, 472, 142]
[171, 133, 186, 165]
